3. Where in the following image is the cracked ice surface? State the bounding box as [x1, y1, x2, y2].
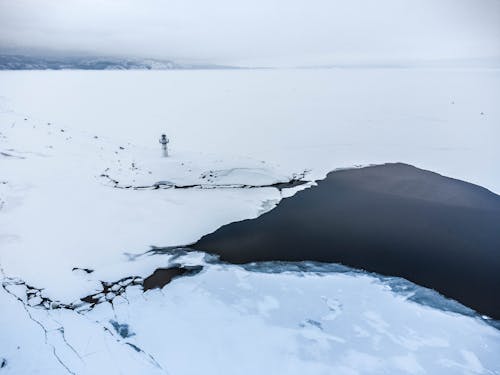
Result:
[2, 255, 500, 375]
[0, 283, 166, 374]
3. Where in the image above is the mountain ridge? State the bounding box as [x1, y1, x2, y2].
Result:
[0, 54, 240, 70]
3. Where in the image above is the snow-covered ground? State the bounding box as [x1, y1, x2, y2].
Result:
[1, 68, 498, 191]
[1, 69, 499, 374]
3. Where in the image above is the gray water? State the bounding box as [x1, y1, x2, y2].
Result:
[193, 163, 500, 319]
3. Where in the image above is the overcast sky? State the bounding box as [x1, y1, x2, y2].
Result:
[1, 0, 499, 65]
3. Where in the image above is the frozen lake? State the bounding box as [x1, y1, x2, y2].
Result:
[1, 68, 500, 374]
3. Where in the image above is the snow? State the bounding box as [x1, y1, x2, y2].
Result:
[1, 68, 499, 374]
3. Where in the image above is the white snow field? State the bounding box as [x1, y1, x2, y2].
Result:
[1, 68, 500, 374]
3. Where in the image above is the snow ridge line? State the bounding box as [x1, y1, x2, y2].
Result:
[98, 173, 310, 191]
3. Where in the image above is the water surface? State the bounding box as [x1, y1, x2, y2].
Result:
[193, 163, 500, 319]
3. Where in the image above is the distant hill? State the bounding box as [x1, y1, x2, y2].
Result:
[0, 54, 238, 70]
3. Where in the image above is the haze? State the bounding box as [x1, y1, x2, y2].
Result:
[1, 0, 500, 66]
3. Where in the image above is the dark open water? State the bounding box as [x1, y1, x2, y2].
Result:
[193, 163, 500, 319]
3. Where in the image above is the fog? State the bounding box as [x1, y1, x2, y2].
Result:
[1, 0, 500, 65]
